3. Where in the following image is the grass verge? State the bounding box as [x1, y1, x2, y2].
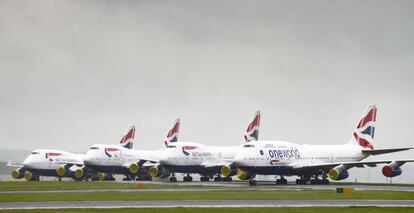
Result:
[0, 181, 226, 191]
[0, 207, 414, 213]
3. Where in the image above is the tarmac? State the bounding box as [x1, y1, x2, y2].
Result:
[0, 200, 413, 209]
[1, 181, 413, 209]
[1, 181, 414, 194]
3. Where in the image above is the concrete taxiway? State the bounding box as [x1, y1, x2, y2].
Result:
[1, 181, 413, 194]
[0, 200, 413, 209]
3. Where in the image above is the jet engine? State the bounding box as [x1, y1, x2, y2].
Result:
[11, 167, 25, 179]
[69, 166, 84, 179]
[97, 172, 115, 181]
[236, 169, 251, 180]
[382, 162, 402, 177]
[328, 166, 349, 180]
[124, 163, 140, 174]
[221, 165, 237, 177]
[23, 171, 39, 181]
[56, 166, 66, 177]
[149, 166, 170, 178]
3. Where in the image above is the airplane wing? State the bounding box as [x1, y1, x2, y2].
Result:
[137, 158, 159, 165]
[293, 159, 414, 171]
[202, 159, 233, 168]
[6, 160, 22, 168]
[139, 161, 159, 167]
[362, 147, 413, 155]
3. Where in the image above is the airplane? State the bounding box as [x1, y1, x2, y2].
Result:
[148, 111, 261, 182]
[226, 105, 414, 185]
[83, 125, 162, 181]
[9, 149, 85, 181]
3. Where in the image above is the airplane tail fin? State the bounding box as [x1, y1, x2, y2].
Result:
[119, 125, 135, 149]
[349, 105, 376, 150]
[164, 119, 180, 146]
[243, 111, 261, 142]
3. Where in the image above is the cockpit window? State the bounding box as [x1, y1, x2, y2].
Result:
[90, 147, 99, 150]
[243, 144, 255, 148]
[166, 145, 176, 148]
[30, 152, 40, 155]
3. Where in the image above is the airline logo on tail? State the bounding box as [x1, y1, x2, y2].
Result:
[353, 105, 376, 150]
[244, 111, 261, 142]
[119, 126, 135, 149]
[164, 119, 180, 146]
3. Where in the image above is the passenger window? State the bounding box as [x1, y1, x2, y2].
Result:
[167, 145, 176, 148]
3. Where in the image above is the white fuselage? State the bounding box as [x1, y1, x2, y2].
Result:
[21, 149, 84, 178]
[83, 144, 161, 174]
[234, 140, 366, 175]
[159, 142, 240, 174]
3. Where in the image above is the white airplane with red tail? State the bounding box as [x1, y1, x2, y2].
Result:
[228, 105, 414, 185]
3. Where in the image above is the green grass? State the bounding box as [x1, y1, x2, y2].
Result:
[0, 190, 413, 202]
[0, 207, 414, 213]
[0, 181, 227, 191]
[336, 182, 414, 187]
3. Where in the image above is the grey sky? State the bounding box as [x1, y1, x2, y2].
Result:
[1, 1, 413, 182]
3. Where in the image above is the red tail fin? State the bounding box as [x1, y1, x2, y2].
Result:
[164, 119, 180, 146]
[350, 105, 376, 150]
[243, 111, 261, 142]
[120, 126, 135, 149]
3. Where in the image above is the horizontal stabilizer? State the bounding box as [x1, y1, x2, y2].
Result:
[6, 160, 22, 168]
[362, 147, 413, 155]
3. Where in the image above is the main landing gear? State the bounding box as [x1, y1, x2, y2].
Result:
[276, 176, 288, 185]
[310, 178, 329, 185]
[222, 176, 232, 182]
[183, 173, 193, 182]
[249, 179, 256, 186]
[248, 175, 257, 186]
[295, 178, 307, 184]
[295, 175, 329, 185]
[200, 176, 209, 182]
[169, 173, 177, 182]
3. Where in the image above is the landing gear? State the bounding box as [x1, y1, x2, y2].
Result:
[213, 176, 222, 182]
[295, 178, 307, 185]
[309, 174, 329, 185]
[310, 178, 329, 185]
[249, 179, 256, 186]
[169, 176, 177, 182]
[200, 176, 209, 182]
[276, 176, 288, 185]
[248, 175, 257, 186]
[222, 177, 232, 182]
[183, 173, 193, 182]
[169, 173, 177, 182]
